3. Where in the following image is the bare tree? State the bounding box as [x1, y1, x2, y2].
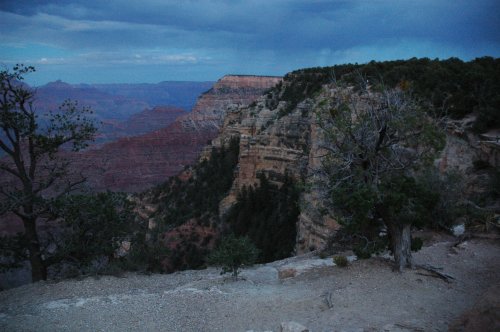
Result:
[0, 65, 97, 281]
[317, 84, 445, 271]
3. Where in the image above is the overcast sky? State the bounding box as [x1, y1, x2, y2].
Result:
[1, 0, 499, 85]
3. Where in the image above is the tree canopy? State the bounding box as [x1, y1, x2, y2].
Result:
[317, 85, 445, 270]
[0, 65, 97, 281]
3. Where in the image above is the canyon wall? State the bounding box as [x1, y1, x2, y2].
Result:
[207, 82, 500, 255]
[207, 82, 340, 254]
[80, 75, 282, 192]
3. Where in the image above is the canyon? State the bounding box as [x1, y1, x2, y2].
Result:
[156, 68, 500, 257]
[1, 59, 499, 289]
[78, 75, 282, 192]
[36, 80, 213, 121]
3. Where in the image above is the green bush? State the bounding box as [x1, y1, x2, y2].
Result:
[318, 251, 329, 259]
[121, 237, 170, 273]
[411, 237, 424, 252]
[208, 235, 259, 278]
[49, 192, 140, 275]
[226, 174, 299, 263]
[152, 137, 240, 230]
[273, 57, 500, 130]
[333, 255, 348, 267]
[353, 245, 374, 259]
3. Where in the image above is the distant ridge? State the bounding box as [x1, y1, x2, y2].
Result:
[223, 74, 282, 78]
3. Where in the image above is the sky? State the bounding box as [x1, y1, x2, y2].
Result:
[1, 0, 499, 85]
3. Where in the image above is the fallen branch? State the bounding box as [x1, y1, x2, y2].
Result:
[324, 291, 334, 309]
[415, 264, 455, 283]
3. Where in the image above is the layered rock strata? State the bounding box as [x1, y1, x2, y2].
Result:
[209, 84, 340, 254]
[79, 75, 282, 192]
[208, 82, 500, 255]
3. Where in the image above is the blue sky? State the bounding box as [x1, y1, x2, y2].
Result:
[1, 0, 499, 85]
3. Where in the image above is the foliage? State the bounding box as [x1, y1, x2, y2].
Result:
[411, 237, 423, 252]
[352, 236, 388, 259]
[0, 233, 27, 272]
[151, 137, 240, 229]
[121, 235, 170, 273]
[333, 255, 348, 267]
[226, 173, 299, 263]
[269, 57, 500, 130]
[0, 64, 97, 281]
[320, 87, 444, 226]
[141, 138, 240, 273]
[49, 192, 139, 273]
[414, 170, 467, 230]
[318, 86, 445, 269]
[208, 234, 259, 278]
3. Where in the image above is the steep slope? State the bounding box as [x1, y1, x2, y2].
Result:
[209, 80, 332, 254]
[192, 60, 500, 255]
[79, 75, 282, 192]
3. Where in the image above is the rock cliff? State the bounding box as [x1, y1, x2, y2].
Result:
[202, 76, 500, 255]
[206, 81, 338, 254]
[80, 75, 282, 192]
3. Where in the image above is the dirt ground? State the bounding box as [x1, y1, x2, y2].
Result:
[0, 235, 499, 332]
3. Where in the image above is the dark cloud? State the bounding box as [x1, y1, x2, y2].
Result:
[1, 0, 499, 84]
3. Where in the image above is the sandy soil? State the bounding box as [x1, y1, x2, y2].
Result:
[0, 236, 499, 332]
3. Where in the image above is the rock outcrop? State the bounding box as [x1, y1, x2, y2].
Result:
[204, 78, 500, 255]
[206, 81, 339, 254]
[79, 75, 282, 192]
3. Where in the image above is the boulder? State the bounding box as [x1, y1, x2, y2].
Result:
[280, 321, 309, 332]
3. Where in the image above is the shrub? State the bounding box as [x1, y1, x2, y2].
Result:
[333, 255, 349, 267]
[411, 237, 424, 252]
[48, 192, 140, 276]
[121, 239, 170, 273]
[208, 235, 259, 278]
[353, 245, 373, 260]
[226, 174, 299, 263]
[318, 251, 329, 259]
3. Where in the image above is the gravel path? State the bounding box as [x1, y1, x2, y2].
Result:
[1, 237, 499, 332]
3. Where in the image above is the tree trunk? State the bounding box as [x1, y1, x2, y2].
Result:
[388, 222, 413, 272]
[22, 218, 47, 282]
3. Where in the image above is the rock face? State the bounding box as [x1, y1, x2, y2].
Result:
[204, 78, 500, 255]
[205, 81, 339, 254]
[79, 75, 282, 192]
[186, 75, 282, 129]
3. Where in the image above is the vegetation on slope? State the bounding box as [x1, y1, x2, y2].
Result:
[225, 174, 299, 263]
[149, 137, 240, 230]
[271, 57, 500, 132]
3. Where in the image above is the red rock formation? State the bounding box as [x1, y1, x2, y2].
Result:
[79, 75, 282, 192]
